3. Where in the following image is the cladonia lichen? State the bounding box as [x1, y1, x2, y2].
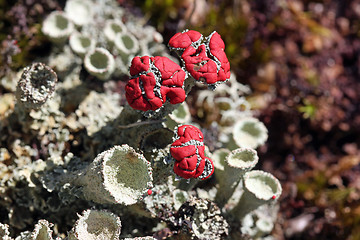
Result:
[0, 0, 281, 238]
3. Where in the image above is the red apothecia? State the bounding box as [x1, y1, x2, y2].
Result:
[170, 125, 214, 180]
[125, 30, 231, 111]
[125, 56, 186, 111]
[169, 30, 230, 86]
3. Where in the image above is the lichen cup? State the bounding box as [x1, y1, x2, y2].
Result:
[64, 0, 93, 26]
[69, 31, 96, 58]
[16, 62, 58, 110]
[215, 148, 259, 208]
[42, 11, 74, 43]
[68, 209, 121, 240]
[84, 47, 115, 80]
[104, 19, 127, 44]
[232, 117, 268, 149]
[76, 145, 153, 205]
[231, 170, 282, 220]
[114, 32, 140, 62]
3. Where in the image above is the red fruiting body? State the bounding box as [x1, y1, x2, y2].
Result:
[169, 30, 230, 86]
[168, 30, 202, 50]
[171, 124, 204, 147]
[208, 32, 231, 82]
[170, 125, 214, 180]
[152, 56, 187, 105]
[272, 195, 276, 200]
[125, 56, 186, 111]
[126, 30, 230, 111]
[129, 56, 150, 76]
[174, 159, 205, 179]
[182, 44, 219, 85]
[125, 72, 162, 111]
[147, 189, 153, 195]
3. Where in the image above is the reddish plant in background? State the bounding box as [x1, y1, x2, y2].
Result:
[170, 125, 214, 180]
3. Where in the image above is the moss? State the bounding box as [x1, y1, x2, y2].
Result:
[298, 101, 317, 119]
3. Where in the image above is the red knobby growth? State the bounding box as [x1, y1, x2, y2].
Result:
[168, 30, 202, 50]
[170, 125, 214, 180]
[208, 32, 231, 83]
[169, 30, 230, 86]
[182, 45, 219, 85]
[125, 56, 186, 111]
[129, 56, 150, 76]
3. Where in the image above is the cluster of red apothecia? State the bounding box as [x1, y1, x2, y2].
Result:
[125, 56, 186, 111]
[170, 125, 214, 180]
[125, 30, 228, 180]
[169, 30, 230, 85]
[125, 30, 230, 112]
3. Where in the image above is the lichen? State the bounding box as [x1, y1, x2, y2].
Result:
[0, 0, 280, 238]
[176, 198, 229, 240]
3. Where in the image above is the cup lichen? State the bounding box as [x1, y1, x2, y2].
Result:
[0, 1, 282, 238]
[16, 62, 58, 110]
[76, 145, 153, 205]
[84, 47, 115, 80]
[42, 11, 75, 43]
[231, 170, 282, 220]
[67, 209, 121, 240]
[69, 31, 96, 58]
[232, 117, 269, 149]
[215, 148, 259, 207]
